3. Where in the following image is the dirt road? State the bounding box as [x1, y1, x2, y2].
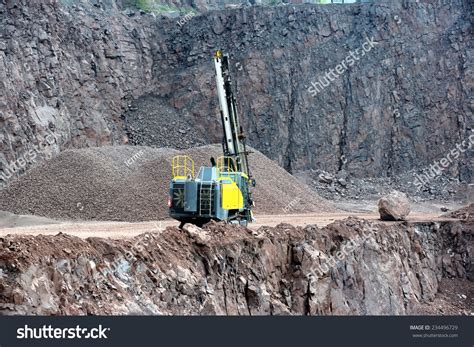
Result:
[0, 212, 457, 239]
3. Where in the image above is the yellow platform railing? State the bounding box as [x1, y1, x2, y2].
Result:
[217, 156, 237, 177]
[172, 155, 195, 179]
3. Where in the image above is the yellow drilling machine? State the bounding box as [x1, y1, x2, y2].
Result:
[168, 51, 255, 227]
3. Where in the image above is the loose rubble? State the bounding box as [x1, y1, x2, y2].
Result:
[0, 145, 334, 222]
[1, 1, 471, 184]
[298, 169, 469, 203]
[446, 203, 473, 221]
[124, 95, 207, 150]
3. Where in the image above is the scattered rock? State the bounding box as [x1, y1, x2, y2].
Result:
[0, 1, 471, 190]
[378, 190, 411, 221]
[182, 223, 210, 245]
[445, 203, 473, 221]
[337, 177, 347, 187]
[318, 173, 333, 184]
[124, 95, 206, 150]
[300, 168, 466, 203]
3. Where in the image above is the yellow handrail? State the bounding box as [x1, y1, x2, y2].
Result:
[217, 156, 236, 177]
[172, 155, 195, 179]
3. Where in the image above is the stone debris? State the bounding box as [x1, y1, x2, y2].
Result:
[181, 223, 210, 245]
[378, 191, 411, 221]
[0, 145, 335, 222]
[1, 1, 471, 187]
[124, 95, 207, 150]
[301, 169, 468, 203]
[445, 203, 473, 221]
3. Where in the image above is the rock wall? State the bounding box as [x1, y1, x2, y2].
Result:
[1, 0, 472, 181]
[148, 0, 473, 178]
[0, 0, 154, 177]
[0, 218, 472, 315]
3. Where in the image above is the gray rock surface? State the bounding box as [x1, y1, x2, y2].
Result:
[0, 0, 155, 179]
[0, 1, 472, 183]
[378, 190, 410, 221]
[147, 0, 473, 181]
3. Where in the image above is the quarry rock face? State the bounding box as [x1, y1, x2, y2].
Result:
[0, 0, 155, 179]
[145, 0, 473, 180]
[0, 0, 472, 182]
[0, 218, 471, 315]
[378, 190, 411, 221]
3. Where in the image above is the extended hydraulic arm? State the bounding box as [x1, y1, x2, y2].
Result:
[213, 50, 250, 177]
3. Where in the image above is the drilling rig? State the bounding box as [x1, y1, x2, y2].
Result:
[168, 50, 255, 227]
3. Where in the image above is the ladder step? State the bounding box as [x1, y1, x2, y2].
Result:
[199, 182, 214, 215]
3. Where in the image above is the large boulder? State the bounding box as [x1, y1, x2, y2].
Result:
[378, 191, 411, 221]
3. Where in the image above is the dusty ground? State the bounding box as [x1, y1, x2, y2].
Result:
[0, 211, 460, 239]
[333, 199, 466, 214]
[0, 211, 60, 229]
[0, 206, 471, 316]
[0, 204, 471, 316]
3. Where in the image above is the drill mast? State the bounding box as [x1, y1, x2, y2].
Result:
[213, 51, 250, 177]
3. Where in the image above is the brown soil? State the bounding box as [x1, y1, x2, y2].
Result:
[445, 203, 473, 221]
[0, 218, 471, 315]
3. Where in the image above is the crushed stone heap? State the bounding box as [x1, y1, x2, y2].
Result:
[0, 145, 334, 222]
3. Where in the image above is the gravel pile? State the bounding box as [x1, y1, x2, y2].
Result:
[0, 145, 334, 222]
